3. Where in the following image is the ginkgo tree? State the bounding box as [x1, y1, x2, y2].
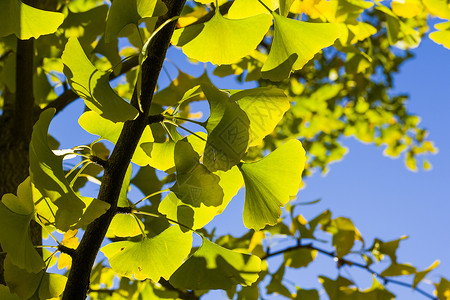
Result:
[0, 0, 449, 299]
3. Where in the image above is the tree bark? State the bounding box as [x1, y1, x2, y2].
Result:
[62, 1, 186, 299]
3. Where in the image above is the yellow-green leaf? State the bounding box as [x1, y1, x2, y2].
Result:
[172, 9, 272, 65]
[239, 139, 306, 230]
[0, 0, 64, 39]
[101, 226, 192, 281]
[170, 237, 261, 289]
[228, 0, 278, 19]
[261, 14, 342, 81]
[430, 22, 450, 49]
[105, 0, 167, 42]
[62, 37, 138, 122]
[30, 109, 85, 231]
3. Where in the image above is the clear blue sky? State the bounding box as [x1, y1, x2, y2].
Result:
[48, 21, 450, 300]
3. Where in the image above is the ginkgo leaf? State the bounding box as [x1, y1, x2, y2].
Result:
[108, 214, 144, 237]
[73, 198, 110, 229]
[227, 0, 278, 19]
[171, 140, 223, 207]
[231, 87, 289, 147]
[170, 236, 261, 290]
[101, 226, 192, 281]
[172, 9, 272, 65]
[30, 109, 85, 232]
[141, 141, 176, 172]
[105, 0, 167, 42]
[0, 0, 64, 39]
[78, 111, 153, 166]
[280, 0, 296, 16]
[0, 284, 20, 300]
[429, 22, 450, 49]
[261, 14, 342, 81]
[422, 0, 450, 19]
[0, 179, 45, 273]
[202, 84, 250, 172]
[159, 166, 243, 229]
[4, 256, 66, 299]
[62, 37, 138, 122]
[239, 139, 306, 230]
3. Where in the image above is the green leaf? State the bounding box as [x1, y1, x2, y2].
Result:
[381, 263, 417, 277]
[4, 256, 66, 299]
[285, 248, 317, 268]
[78, 111, 153, 166]
[141, 141, 176, 172]
[159, 166, 243, 230]
[239, 139, 306, 230]
[261, 14, 342, 81]
[0, 284, 21, 300]
[413, 260, 439, 288]
[203, 84, 250, 172]
[266, 264, 292, 298]
[0, 178, 45, 273]
[170, 237, 261, 290]
[231, 87, 289, 147]
[370, 236, 408, 262]
[30, 109, 85, 231]
[105, 0, 167, 42]
[294, 288, 319, 300]
[131, 166, 163, 201]
[74, 198, 111, 229]
[171, 140, 223, 207]
[323, 217, 363, 258]
[435, 277, 450, 300]
[62, 37, 138, 122]
[171, 9, 272, 65]
[0, 0, 64, 39]
[101, 226, 192, 281]
[280, 0, 296, 16]
[107, 214, 145, 237]
[228, 0, 278, 19]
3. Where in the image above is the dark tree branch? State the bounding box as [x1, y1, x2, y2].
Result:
[159, 278, 199, 300]
[191, 1, 233, 25]
[58, 245, 77, 258]
[61, 1, 186, 299]
[262, 242, 437, 300]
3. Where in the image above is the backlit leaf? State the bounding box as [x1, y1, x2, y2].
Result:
[285, 248, 317, 268]
[171, 140, 223, 207]
[239, 140, 306, 230]
[30, 109, 85, 231]
[78, 111, 153, 166]
[232, 87, 289, 147]
[261, 14, 342, 81]
[101, 226, 192, 281]
[413, 260, 439, 288]
[203, 84, 250, 172]
[430, 22, 450, 49]
[105, 0, 167, 42]
[170, 237, 261, 289]
[228, 0, 278, 19]
[0, 0, 64, 39]
[108, 214, 145, 237]
[62, 37, 138, 122]
[0, 178, 44, 273]
[172, 9, 272, 64]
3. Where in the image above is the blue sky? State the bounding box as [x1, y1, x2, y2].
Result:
[47, 19, 450, 300]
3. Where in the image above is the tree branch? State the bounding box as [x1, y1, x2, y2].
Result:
[262, 242, 437, 300]
[61, 1, 186, 299]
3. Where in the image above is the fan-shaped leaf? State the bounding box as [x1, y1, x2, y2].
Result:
[0, 0, 64, 39]
[62, 37, 138, 122]
[78, 111, 153, 166]
[30, 109, 85, 231]
[105, 0, 167, 42]
[430, 22, 450, 49]
[261, 14, 342, 81]
[159, 166, 243, 229]
[203, 84, 250, 172]
[239, 139, 306, 230]
[0, 178, 44, 273]
[171, 140, 223, 207]
[108, 214, 144, 237]
[170, 237, 261, 290]
[172, 9, 272, 64]
[232, 87, 289, 147]
[101, 226, 192, 281]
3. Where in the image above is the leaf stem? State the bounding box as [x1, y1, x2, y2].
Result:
[168, 115, 206, 126]
[65, 159, 89, 179]
[166, 121, 207, 142]
[132, 209, 198, 235]
[133, 214, 147, 238]
[131, 188, 170, 208]
[35, 218, 61, 246]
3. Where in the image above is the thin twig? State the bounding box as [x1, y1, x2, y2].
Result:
[262, 242, 437, 300]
